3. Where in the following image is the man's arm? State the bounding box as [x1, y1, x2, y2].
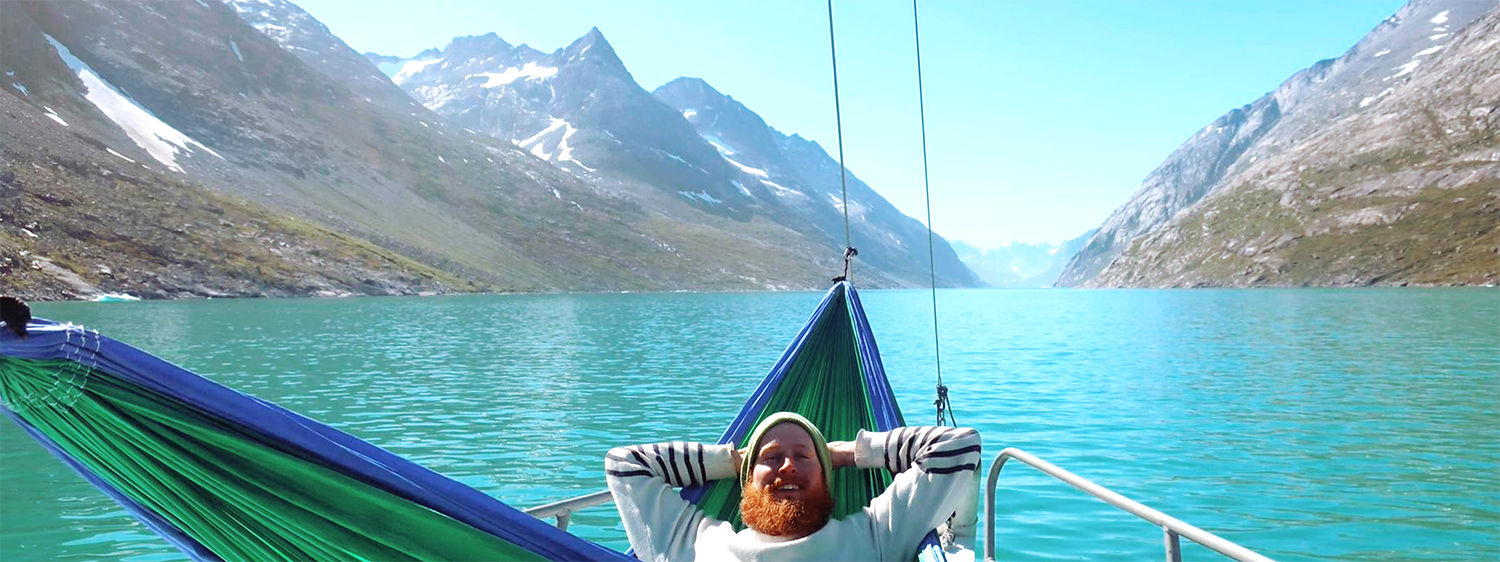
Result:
[605, 442, 739, 562]
[846, 426, 981, 559]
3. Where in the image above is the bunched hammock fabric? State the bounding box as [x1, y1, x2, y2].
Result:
[0, 322, 629, 561]
[1, 282, 948, 561]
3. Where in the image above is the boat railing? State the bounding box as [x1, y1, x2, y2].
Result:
[524, 489, 614, 531]
[984, 447, 1275, 562]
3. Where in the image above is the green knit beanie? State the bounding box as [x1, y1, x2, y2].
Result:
[739, 412, 834, 490]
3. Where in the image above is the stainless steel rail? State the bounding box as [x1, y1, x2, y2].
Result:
[523, 489, 614, 531]
[984, 448, 1274, 562]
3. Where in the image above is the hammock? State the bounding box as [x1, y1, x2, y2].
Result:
[1, 282, 948, 561]
[681, 281, 950, 561]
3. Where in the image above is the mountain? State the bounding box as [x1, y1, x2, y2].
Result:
[1, 0, 893, 300]
[652, 77, 983, 288]
[368, 34, 983, 288]
[953, 230, 1095, 288]
[1087, 1, 1499, 287]
[0, 0, 474, 299]
[0, 84, 468, 300]
[1059, 0, 1499, 287]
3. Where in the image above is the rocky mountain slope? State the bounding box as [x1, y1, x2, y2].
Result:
[2, 0, 891, 300]
[0, 77, 468, 299]
[1086, 1, 1499, 287]
[368, 34, 982, 288]
[952, 230, 1094, 288]
[1060, 0, 1498, 287]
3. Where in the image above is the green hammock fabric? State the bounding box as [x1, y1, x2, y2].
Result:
[692, 291, 896, 527]
[0, 356, 545, 562]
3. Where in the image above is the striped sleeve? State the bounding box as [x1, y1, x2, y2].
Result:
[857, 426, 982, 560]
[859, 425, 980, 476]
[606, 442, 736, 561]
[605, 441, 735, 488]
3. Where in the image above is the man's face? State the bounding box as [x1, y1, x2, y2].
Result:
[739, 422, 833, 537]
[749, 423, 827, 499]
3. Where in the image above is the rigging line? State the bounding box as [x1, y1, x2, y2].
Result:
[912, 0, 936, 386]
[827, 0, 852, 250]
[913, 0, 953, 426]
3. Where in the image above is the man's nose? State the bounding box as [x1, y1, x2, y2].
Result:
[778, 458, 797, 474]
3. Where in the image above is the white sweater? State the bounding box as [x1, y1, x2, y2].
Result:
[606, 426, 981, 562]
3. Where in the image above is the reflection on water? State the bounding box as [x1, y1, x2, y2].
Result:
[2, 289, 1497, 561]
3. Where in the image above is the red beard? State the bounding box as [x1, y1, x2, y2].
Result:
[739, 483, 834, 538]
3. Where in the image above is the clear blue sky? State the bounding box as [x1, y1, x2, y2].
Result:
[295, 0, 1406, 248]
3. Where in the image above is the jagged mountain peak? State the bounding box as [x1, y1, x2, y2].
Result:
[580, 26, 607, 45]
[659, 76, 718, 93]
[655, 77, 730, 107]
[443, 32, 513, 57]
[363, 11, 983, 287]
[560, 26, 623, 68]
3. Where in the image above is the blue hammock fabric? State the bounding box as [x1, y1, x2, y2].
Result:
[1, 319, 630, 562]
[3, 281, 950, 561]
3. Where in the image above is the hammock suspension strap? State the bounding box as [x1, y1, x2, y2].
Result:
[827, 0, 857, 283]
[910, 0, 955, 427]
[832, 246, 859, 283]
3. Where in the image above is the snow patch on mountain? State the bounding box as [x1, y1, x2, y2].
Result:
[393, 58, 443, 85]
[106, 148, 136, 163]
[1387, 59, 1422, 79]
[762, 179, 802, 196]
[724, 156, 768, 177]
[473, 62, 557, 88]
[45, 34, 221, 173]
[257, 23, 290, 42]
[516, 118, 591, 169]
[520, 118, 568, 147]
[652, 148, 691, 167]
[679, 191, 722, 205]
[554, 122, 580, 163]
[1430, 10, 1450, 24]
[1414, 45, 1444, 57]
[41, 106, 68, 126]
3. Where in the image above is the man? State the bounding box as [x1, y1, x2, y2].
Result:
[606, 412, 981, 561]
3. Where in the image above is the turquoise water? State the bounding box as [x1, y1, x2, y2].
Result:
[1, 289, 1496, 561]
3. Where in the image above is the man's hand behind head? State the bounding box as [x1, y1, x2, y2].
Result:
[827, 441, 856, 469]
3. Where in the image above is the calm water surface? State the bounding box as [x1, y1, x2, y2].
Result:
[1, 289, 1496, 561]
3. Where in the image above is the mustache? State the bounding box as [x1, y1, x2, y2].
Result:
[739, 482, 833, 537]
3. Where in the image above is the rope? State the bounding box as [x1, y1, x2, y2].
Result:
[912, 0, 955, 427]
[827, 0, 853, 259]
